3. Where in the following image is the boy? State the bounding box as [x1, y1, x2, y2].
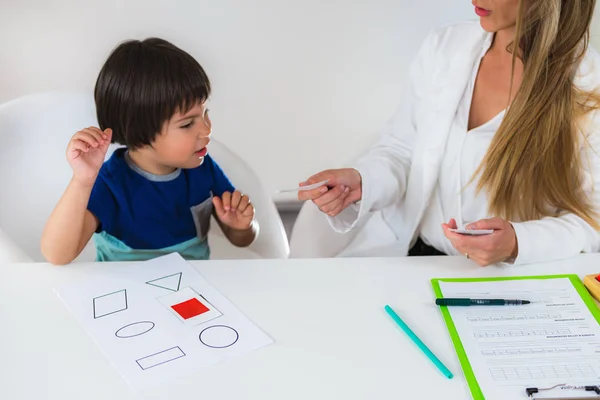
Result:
[41, 38, 257, 264]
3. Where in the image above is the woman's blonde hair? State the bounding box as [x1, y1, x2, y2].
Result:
[475, 0, 600, 228]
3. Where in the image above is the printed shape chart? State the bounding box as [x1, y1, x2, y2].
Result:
[54, 253, 273, 391]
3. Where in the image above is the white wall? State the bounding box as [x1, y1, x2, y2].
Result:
[1, 1, 598, 203]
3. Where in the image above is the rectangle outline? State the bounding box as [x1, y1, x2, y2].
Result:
[135, 346, 186, 370]
[93, 289, 128, 319]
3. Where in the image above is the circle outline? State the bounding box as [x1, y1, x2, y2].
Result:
[199, 325, 239, 348]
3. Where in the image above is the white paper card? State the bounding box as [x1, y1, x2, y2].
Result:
[157, 286, 222, 326]
[449, 228, 494, 236]
[54, 253, 273, 391]
[275, 179, 329, 193]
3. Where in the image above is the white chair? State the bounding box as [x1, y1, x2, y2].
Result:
[289, 201, 360, 258]
[0, 91, 289, 262]
[0, 227, 32, 263]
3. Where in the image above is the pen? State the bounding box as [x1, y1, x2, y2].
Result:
[384, 305, 453, 379]
[435, 298, 531, 306]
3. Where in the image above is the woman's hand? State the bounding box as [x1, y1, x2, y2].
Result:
[297, 168, 362, 217]
[442, 218, 518, 266]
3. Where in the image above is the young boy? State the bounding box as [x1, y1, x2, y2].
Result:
[41, 38, 258, 264]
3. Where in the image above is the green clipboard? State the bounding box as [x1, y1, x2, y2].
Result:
[430, 274, 600, 400]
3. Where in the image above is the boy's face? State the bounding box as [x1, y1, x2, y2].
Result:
[151, 101, 212, 169]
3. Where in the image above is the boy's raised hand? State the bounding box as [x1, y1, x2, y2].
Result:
[67, 127, 112, 185]
[212, 191, 255, 230]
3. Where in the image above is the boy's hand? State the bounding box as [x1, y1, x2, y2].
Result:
[212, 191, 255, 230]
[213, 190, 254, 230]
[67, 127, 112, 186]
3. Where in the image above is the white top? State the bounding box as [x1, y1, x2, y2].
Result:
[420, 36, 505, 255]
[1, 256, 599, 399]
[322, 22, 600, 265]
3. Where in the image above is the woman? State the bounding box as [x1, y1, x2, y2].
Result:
[299, 0, 600, 266]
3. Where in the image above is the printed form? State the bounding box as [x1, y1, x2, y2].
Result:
[438, 278, 600, 399]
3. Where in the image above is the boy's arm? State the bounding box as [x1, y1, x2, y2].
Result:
[212, 209, 258, 247]
[41, 178, 99, 265]
[212, 191, 258, 248]
[205, 156, 258, 247]
[41, 126, 112, 265]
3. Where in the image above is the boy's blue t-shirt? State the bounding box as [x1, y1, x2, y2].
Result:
[87, 148, 235, 261]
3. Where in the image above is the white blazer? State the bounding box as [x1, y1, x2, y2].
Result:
[328, 21, 600, 265]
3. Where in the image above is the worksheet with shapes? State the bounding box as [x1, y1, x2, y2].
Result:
[438, 278, 600, 399]
[55, 253, 273, 391]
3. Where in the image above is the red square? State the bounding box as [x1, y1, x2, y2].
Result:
[171, 298, 210, 320]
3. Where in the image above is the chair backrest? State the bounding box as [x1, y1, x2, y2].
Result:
[0, 91, 288, 262]
[289, 201, 359, 258]
[0, 227, 32, 263]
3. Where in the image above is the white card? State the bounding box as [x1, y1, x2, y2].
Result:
[275, 179, 329, 193]
[157, 287, 222, 326]
[449, 228, 494, 236]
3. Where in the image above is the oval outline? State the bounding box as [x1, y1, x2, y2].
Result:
[115, 321, 156, 339]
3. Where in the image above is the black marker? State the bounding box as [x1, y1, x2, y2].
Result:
[435, 298, 531, 306]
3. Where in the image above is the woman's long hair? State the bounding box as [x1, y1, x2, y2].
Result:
[474, 0, 600, 228]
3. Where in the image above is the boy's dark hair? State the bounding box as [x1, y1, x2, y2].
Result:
[94, 38, 211, 149]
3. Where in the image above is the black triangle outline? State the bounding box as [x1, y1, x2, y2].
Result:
[145, 272, 182, 292]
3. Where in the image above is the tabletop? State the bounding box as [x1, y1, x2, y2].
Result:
[1, 254, 598, 400]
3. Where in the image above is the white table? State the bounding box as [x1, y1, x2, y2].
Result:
[1, 255, 598, 400]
